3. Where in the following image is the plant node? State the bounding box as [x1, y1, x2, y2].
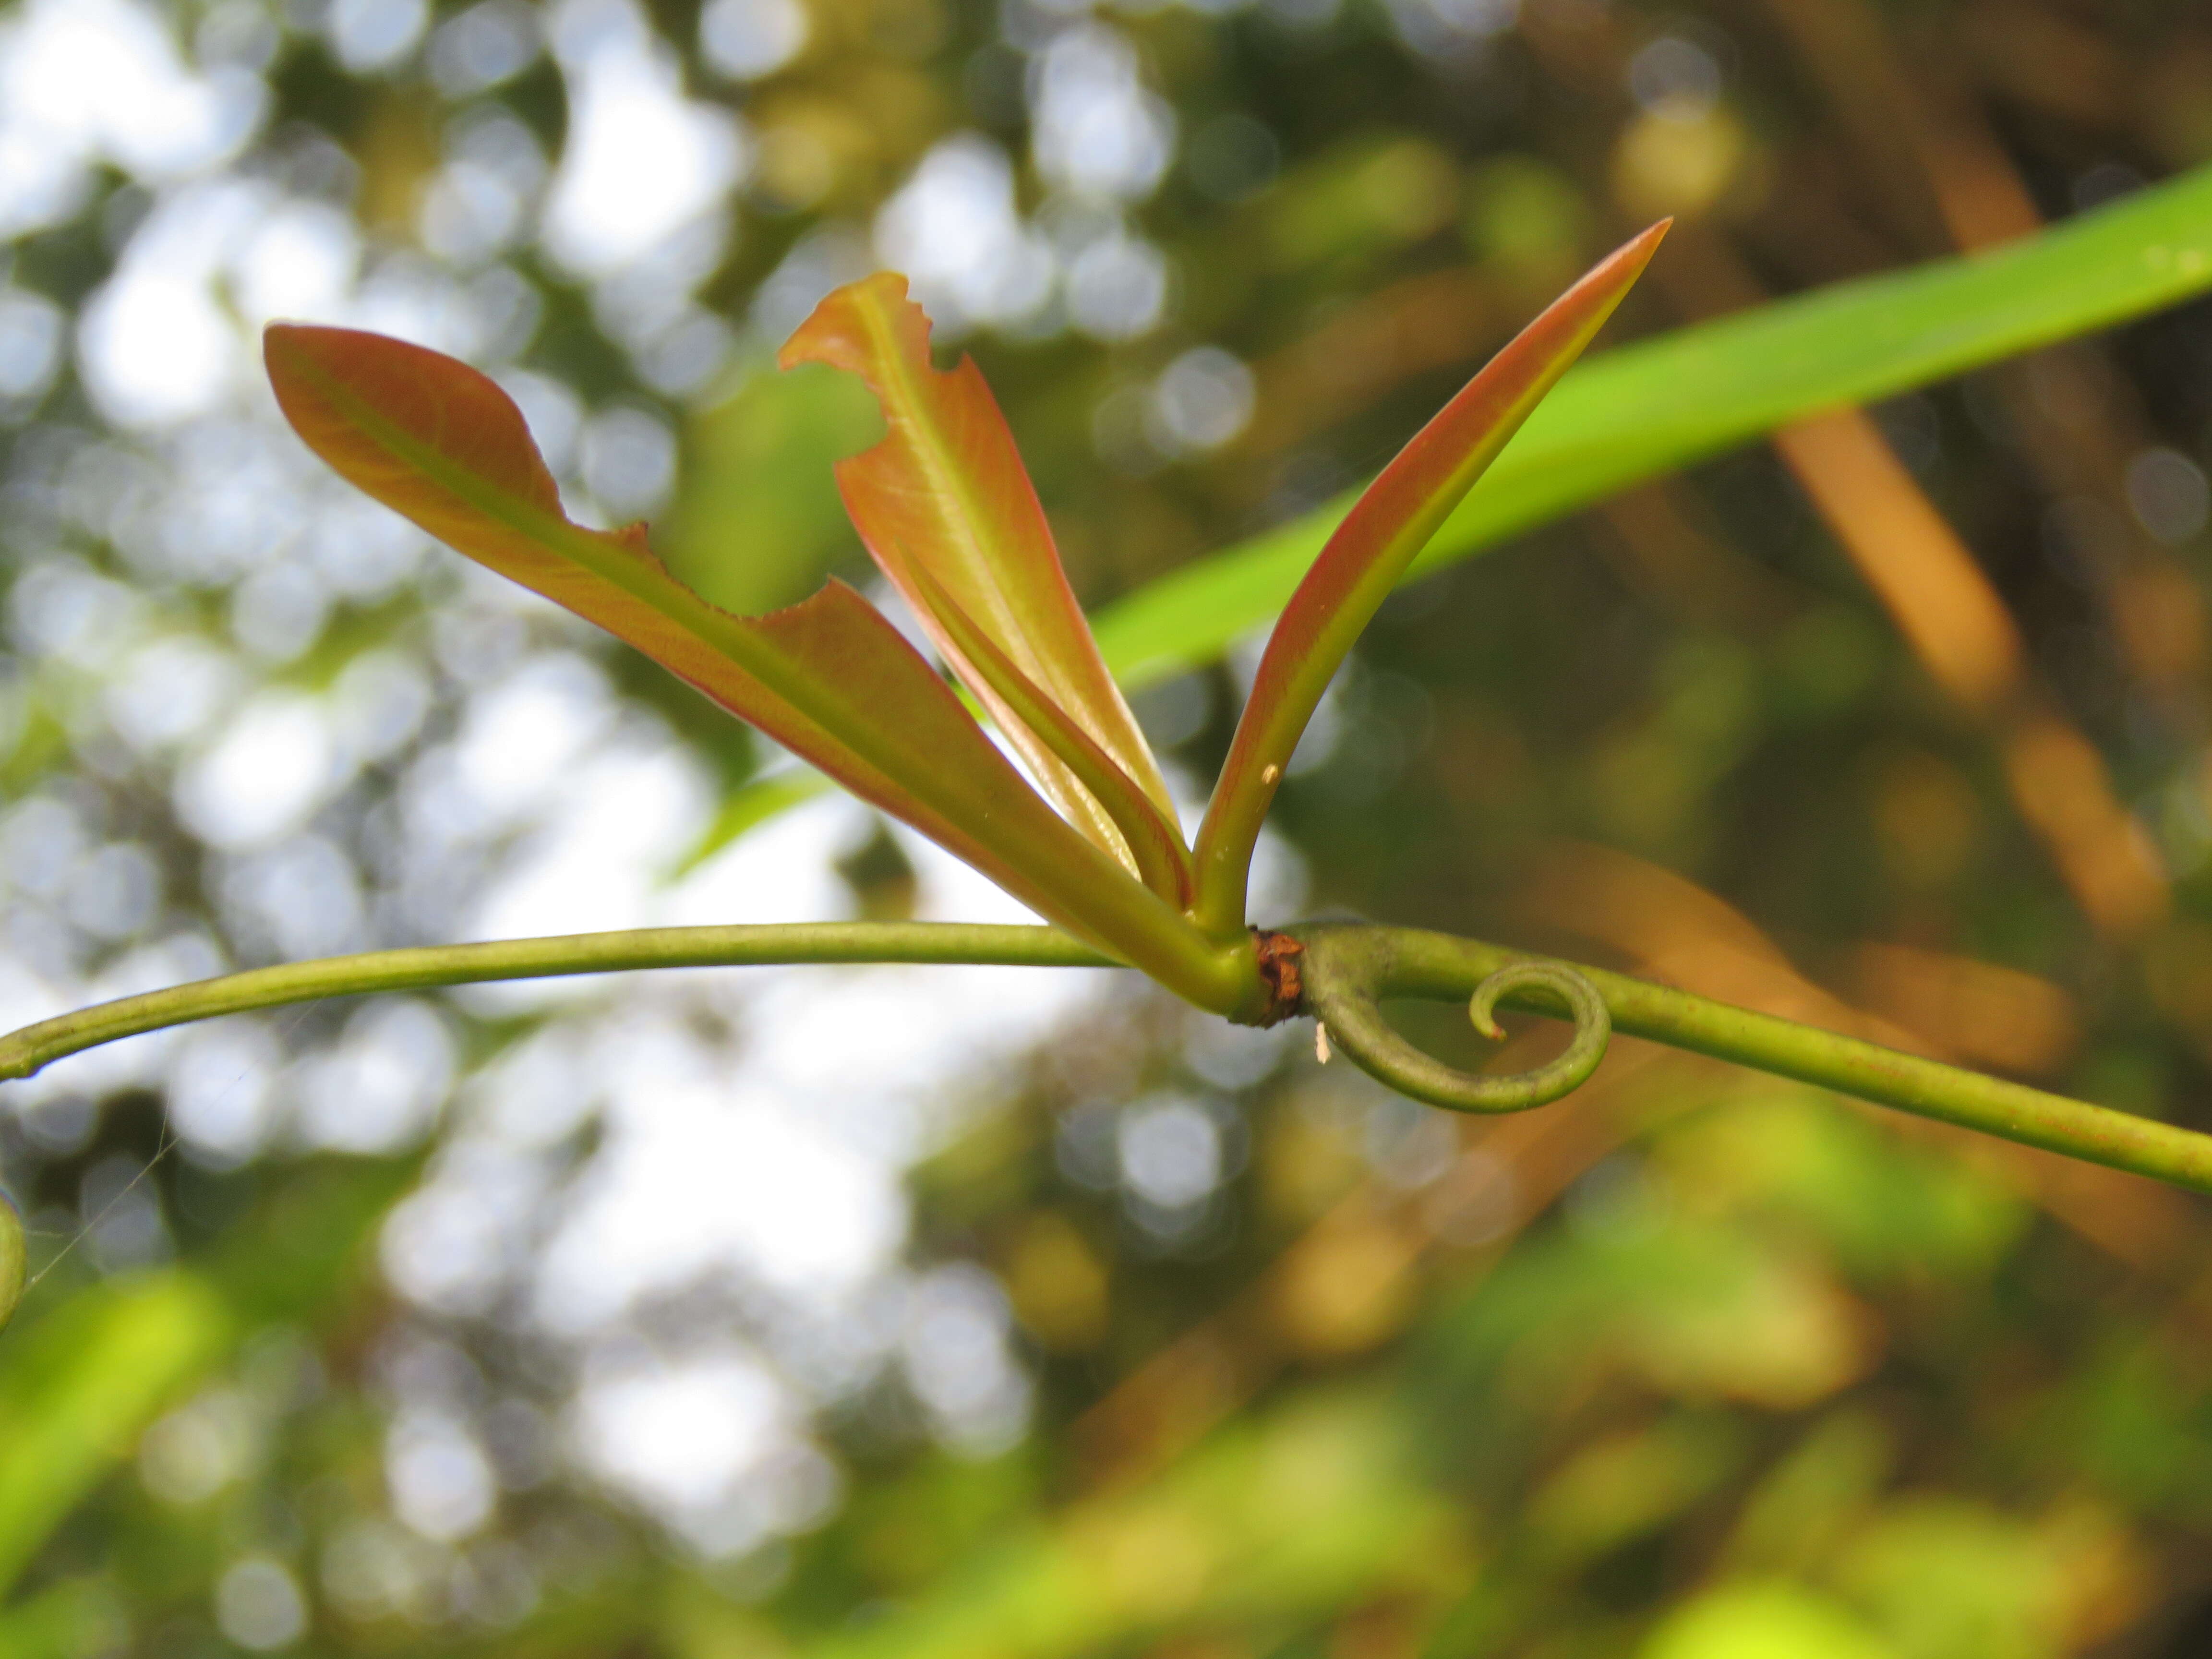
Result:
[1246, 928, 1308, 1027]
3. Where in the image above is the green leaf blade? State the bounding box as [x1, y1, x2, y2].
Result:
[0, 1276, 235, 1594]
[1093, 163, 2212, 691]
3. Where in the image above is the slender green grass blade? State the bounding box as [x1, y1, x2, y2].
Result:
[689, 166, 2212, 858]
[0, 1276, 235, 1593]
[669, 768, 832, 879]
[1093, 163, 2212, 685]
[0, 1579, 120, 1659]
[0, 1163, 410, 1596]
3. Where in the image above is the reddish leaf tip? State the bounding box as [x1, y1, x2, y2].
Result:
[1599, 218, 1671, 286]
[262, 321, 568, 523]
[776, 271, 933, 385]
[1187, 220, 1669, 936]
[263, 319, 403, 367]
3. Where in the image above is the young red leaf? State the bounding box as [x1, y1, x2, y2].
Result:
[264, 325, 1250, 1011]
[779, 276, 1180, 878]
[1190, 223, 1671, 937]
[905, 560, 1194, 904]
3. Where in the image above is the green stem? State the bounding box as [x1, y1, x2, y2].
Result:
[1292, 924, 2212, 1196]
[0, 1192, 21, 1334]
[7, 919, 2209, 1200]
[0, 924, 1109, 1082]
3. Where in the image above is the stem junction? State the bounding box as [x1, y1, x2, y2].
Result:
[2, 919, 2207, 1198]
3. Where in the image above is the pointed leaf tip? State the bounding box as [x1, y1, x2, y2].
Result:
[1190, 222, 1668, 936]
[265, 323, 569, 539]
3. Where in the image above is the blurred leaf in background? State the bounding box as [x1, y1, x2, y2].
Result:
[661, 357, 883, 615]
[5, 0, 2212, 1655]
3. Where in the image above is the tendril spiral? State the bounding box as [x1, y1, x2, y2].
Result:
[1303, 949, 1611, 1114]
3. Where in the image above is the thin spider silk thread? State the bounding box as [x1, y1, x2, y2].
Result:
[8, 996, 327, 1310]
[18, 1124, 178, 1297]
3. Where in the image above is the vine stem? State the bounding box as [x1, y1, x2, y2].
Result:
[3, 919, 2209, 1199]
[1291, 924, 2212, 1196]
[0, 924, 1111, 1081]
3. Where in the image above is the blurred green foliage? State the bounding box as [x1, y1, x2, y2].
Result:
[661, 361, 882, 616]
[6, 0, 2212, 1656]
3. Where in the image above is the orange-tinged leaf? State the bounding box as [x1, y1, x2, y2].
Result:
[779, 275, 1178, 877]
[1190, 223, 1670, 936]
[905, 560, 1194, 905]
[263, 325, 1232, 999]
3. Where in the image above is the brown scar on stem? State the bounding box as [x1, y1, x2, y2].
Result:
[1251, 929, 1305, 1026]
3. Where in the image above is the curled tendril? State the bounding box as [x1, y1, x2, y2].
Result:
[1300, 941, 1611, 1114]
